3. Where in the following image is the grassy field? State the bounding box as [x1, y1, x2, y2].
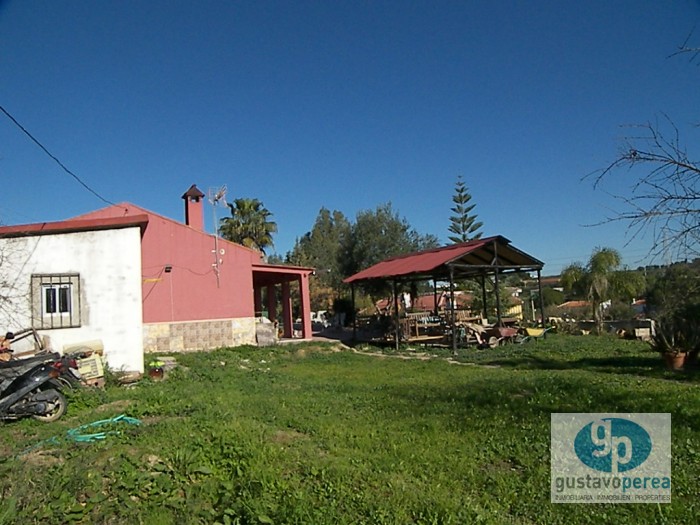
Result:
[0, 335, 698, 524]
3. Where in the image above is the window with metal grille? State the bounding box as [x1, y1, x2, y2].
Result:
[31, 274, 81, 329]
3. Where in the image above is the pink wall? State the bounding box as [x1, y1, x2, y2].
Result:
[75, 204, 261, 323]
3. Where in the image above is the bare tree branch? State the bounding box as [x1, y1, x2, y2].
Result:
[0, 234, 34, 329]
[668, 28, 700, 64]
[586, 111, 700, 261]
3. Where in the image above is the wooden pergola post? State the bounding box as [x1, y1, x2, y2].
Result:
[351, 283, 357, 342]
[480, 275, 487, 319]
[493, 240, 503, 325]
[450, 265, 457, 354]
[393, 279, 400, 351]
[433, 278, 439, 316]
[537, 269, 546, 333]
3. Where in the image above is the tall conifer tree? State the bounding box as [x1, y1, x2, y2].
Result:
[448, 176, 483, 243]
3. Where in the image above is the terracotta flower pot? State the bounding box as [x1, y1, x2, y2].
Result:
[662, 352, 687, 371]
[148, 367, 164, 380]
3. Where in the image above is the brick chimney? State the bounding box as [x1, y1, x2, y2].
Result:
[182, 184, 205, 231]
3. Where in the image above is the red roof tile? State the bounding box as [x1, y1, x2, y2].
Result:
[558, 300, 590, 309]
[0, 215, 149, 238]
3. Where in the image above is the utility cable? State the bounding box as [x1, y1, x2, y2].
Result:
[0, 104, 116, 206]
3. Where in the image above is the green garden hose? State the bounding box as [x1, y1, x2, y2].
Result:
[19, 414, 141, 455]
[65, 413, 141, 442]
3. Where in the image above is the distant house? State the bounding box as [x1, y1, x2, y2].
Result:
[372, 289, 527, 320]
[504, 293, 524, 320]
[632, 299, 647, 317]
[557, 300, 591, 310]
[556, 300, 591, 319]
[412, 291, 474, 313]
[539, 275, 562, 288]
[374, 291, 474, 315]
[0, 185, 313, 372]
[524, 275, 564, 293]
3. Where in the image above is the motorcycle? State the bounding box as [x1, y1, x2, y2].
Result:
[0, 352, 71, 422]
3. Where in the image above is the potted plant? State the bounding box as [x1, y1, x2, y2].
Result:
[649, 316, 700, 371]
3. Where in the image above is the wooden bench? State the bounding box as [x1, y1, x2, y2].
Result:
[398, 312, 445, 342]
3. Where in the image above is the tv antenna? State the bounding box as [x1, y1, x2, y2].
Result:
[209, 185, 228, 207]
[208, 185, 228, 287]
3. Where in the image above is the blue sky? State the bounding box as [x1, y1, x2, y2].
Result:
[1, 0, 699, 275]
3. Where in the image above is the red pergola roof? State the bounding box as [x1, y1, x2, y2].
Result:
[344, 235, 543, 283]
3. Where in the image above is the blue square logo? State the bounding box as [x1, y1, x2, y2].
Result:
[551, 413, 671, 503]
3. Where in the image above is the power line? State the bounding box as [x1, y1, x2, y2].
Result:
[0, 104, 116, 206]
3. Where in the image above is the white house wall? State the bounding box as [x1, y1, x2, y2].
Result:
[0, 227, 144, 372]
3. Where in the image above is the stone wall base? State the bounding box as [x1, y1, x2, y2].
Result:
[143, 317, 256, 353]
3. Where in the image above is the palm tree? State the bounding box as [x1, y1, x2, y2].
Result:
[560, 247, 644, 334]
[219, 198, 277, 255]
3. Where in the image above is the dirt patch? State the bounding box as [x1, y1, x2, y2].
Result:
[446, 358, 500, 368]
[482, 458, 523, 474]
[144, 454, 164, 468]
[94, 400, 133, 413]
[0, 429, 34, 456]
[352, 349, 433, 361]
[140, 415, 188, 425]
[327, 342, 349, 352]
[21, 450, 63, 468]
[511, 389, 534, 398]
[140, 415, 164, 425]
[290, 342, 349, 358]
[349, 348, 502, 368]
[270, 429, 307, 445]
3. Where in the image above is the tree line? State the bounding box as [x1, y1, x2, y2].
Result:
[218, 176, 483, 313]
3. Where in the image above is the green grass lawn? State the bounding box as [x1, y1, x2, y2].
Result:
[0, 335, 698, 524]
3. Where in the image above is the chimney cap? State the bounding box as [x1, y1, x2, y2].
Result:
[182, 184, 205, 200]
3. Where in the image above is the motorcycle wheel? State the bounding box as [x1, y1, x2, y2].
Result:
[32, 389, 67, 423]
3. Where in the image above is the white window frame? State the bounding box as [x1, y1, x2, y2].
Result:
[31, 274, 81, 329]
[41, 282, 72, 316]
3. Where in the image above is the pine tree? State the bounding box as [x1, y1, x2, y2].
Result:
[448, 176, 483, 243]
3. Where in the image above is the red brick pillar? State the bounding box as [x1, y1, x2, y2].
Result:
[267, 285, 277, 322]
[299, 273, 312, 339]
